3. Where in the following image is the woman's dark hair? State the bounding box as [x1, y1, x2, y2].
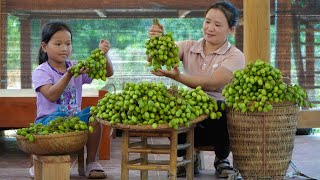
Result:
[205, 1, 240, 28]
[38, 21, 72, 65]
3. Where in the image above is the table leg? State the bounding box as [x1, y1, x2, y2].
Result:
[169, 131, 177, 180]
[140, 136, 148, 180]
[186, 127, 194, 180]
[121, 130, 129, 180]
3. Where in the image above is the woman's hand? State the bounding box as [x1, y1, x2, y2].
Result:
[149, 25, 163, 38]
[151, 65, 180, 79]
[99, 39, 111, 55]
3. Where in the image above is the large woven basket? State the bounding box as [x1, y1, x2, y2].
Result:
[16, 131, 88, 155]
[227, 102, 299, 178]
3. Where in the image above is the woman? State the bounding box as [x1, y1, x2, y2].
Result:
[148, 1, 245, 178]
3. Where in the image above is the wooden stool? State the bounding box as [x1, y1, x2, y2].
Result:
[33, 155, 71, 180]
[31, 148, 85, 177]
[120, 124, 196, 180]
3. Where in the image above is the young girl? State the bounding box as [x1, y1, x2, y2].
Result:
[30, 21, 114, 179]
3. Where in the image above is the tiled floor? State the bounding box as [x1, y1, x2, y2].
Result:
[0, 130, 319, 180]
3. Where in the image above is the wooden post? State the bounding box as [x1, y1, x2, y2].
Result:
[235, 24, 243, 52]
[305, 23, 315, 88]
[20, 17, 32, 88]
[243, 0, 270, 63]
[276, 0, 292, 81]
[0, 0, 7, 89]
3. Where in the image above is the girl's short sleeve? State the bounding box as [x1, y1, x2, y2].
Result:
[32, 68, 54, 92]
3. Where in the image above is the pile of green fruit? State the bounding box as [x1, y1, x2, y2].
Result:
[70, 48, 107, 81]
[145, 19, 180, 71]
[222, 60, 313, 113]
[16, 117, 93, 142]
[90, 82, 223, 129]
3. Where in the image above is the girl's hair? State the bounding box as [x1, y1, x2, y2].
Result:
[38, 21, 72, 65]
[205, 1, 240, 28]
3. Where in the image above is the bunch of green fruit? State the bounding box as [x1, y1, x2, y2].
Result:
[90, 82, 223, 130]
[70, 48, 107, 81]
[16, 116, 93, 142]
[222, 60, 313, 113]
[145, 19, 180, 71]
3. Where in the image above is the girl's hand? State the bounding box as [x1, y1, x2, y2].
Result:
[99, 39, 111, 55]
[151, 65, 180, 79]
[67, 66, 89, 75]
[78, 66, 89, 74]
[149, 25, 163, 38]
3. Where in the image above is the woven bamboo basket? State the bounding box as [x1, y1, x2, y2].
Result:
[227, 102, 299, 178]
[97, 114, 208, 131]
[16, 131, 88, 155]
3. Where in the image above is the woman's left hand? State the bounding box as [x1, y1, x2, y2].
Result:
[151, 65, 180, 79]
[99, 39, 111, 55]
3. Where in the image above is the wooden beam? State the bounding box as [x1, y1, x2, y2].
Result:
[6, 0, 243, 11]
[243, 0, 270, 63]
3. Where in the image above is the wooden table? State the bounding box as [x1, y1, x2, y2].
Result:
[98, 115, 207, 180]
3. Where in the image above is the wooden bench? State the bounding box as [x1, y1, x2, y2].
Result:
[0, 89, 111, 160]
[297, 109, 320, 128]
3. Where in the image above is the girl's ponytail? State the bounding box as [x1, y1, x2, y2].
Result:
[38, 47, 48, 65]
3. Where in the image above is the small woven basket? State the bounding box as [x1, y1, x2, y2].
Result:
[16, 131, 88, 155]
[227, 102, 299, 178]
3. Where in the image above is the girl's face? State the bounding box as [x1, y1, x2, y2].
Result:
[203, 8, 234, 46]
[42, 30, 72, 64]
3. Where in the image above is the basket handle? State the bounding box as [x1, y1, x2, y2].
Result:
[101, 84, 116, 94]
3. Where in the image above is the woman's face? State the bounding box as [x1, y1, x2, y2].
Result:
[42, 30, 72, 64]
[203, 8, 233, 45]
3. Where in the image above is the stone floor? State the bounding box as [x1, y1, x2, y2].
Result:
[0, 130, 319, 180]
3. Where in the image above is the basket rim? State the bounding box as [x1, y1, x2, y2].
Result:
[227, 101, 296, 108]
[226, 101, 299, 114]
[16, 130, 88, 140]
[97, 114, 208, 130]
